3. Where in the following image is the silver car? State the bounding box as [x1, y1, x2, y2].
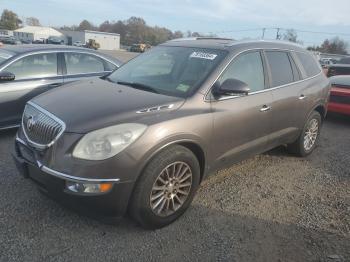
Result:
[0, 45, 122, 129]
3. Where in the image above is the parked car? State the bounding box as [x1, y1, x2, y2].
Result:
[0, 45, 122, 129]
[73, 41, 84, 47]
[338, 57, 350, 64]
[328, 75, 350, 115]
[0, 37, 21, 45]
[12, 39, 330, 229]
[319, 58, 336, 68]
[48, 37, 64, 45]
[130, 43, 151, 53]
[327, 64, 350, 77]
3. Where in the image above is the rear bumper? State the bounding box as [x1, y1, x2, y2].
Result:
[328, 102, 350, 116]
[12, 139, 135, 219]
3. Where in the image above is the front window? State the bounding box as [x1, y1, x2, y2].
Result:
[5, 53, 58, 80]
[218, 51, 265, 92]
[107, 46, 227, 97]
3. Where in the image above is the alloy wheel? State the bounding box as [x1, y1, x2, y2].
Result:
[304, 118, 319, 151]
[150, 161, 192, 217]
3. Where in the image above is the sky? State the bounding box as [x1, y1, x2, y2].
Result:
[1, 0, 350, 47]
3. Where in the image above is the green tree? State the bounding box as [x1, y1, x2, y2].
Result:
[0, 9, 22, 30]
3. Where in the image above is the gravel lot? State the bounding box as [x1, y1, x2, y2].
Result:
[0, 51, 349, 261]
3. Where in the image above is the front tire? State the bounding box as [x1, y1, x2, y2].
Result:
[129, 145, 200, 229]
[287, 111, 322, 157]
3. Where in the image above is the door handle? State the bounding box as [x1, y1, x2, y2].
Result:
[299, 94, 307, 100]
[260, 105, 271, 112]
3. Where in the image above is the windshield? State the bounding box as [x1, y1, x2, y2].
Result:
[107, 46, 227, 97]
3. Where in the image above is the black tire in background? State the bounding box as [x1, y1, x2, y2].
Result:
[128, 145, 200, 229]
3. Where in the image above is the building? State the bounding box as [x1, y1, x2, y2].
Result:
[59, 30, 120, 50]
[14, 26, 64, 43]
[13, 26, 120, 50]
[0, 29, 14, 38]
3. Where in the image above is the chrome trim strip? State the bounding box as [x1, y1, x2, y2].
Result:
[0, 124, 20, 130]
[21, 101, 66, 150]
[204, 47, 322, 102]
[136, 104, 174, 114]
[40, 164, 120, 183]
[15, 136, 26, 146]
[215, 71, 323, 101]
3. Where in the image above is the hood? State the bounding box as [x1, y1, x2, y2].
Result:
[31, 78, 185, 133]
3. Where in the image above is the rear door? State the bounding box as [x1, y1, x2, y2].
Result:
[62, 52, 116, 84]
[264, 50, 305, 147]
[0, 52, 63, 128]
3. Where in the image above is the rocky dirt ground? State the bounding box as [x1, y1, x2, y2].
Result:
[0, 113, 349, 262]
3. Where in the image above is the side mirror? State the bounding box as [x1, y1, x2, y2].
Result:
[0, 71, 15, 82]
[213, 78, 250, 97]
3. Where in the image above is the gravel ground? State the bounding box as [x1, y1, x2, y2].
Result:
[0, 113, 349, 262]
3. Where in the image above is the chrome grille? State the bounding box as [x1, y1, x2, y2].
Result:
[22, 102, 65, 148]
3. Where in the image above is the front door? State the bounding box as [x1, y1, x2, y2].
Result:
[210, 50, 273, 169]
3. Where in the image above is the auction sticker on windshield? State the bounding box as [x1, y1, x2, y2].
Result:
[190, 52, 217, 60]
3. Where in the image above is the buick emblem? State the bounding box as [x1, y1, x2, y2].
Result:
[27, 115, 36, 131]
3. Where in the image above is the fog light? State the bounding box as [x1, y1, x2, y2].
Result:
[66, 181, 113, 194]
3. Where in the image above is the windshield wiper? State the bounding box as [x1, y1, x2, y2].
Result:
[117, 81, 159, 94]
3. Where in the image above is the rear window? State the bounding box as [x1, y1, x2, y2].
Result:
[295, 52, 321, 78]
[265, 51, 294, 87]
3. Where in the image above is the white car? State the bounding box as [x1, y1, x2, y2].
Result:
[73, 41, 84, 47]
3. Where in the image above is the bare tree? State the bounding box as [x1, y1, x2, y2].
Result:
[26, 17, 40, 26]
[307, 37, 348, 55]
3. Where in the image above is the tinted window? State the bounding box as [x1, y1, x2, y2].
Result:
[219, 51, 265, 92]
[266, 51, 294, 87]
[295, 52, 321, 78]
[65, 53, 105, 74]
[5, 53, 57, 80]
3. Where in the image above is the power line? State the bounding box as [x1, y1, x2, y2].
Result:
[209, 27, 350, 38]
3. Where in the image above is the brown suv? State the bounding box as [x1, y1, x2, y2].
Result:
[12, 38, 330, 229]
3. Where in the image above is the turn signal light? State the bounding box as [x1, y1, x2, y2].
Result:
[66, 181, 113, 194]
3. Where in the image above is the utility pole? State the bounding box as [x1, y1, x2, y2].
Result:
[262, 28, 266, 39]
[276, 28, 281, 40]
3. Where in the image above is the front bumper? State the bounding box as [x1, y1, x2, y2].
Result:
[12, 137, 135, 218]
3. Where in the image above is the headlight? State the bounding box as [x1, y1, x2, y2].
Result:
[72, 123, 147, 160]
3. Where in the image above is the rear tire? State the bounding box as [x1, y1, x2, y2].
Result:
[287, 111, 322, 157]
[129, 145, 200, 229]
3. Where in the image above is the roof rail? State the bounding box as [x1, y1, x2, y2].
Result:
[169, 37, 234, 42]
[195, 37, 233, 41]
